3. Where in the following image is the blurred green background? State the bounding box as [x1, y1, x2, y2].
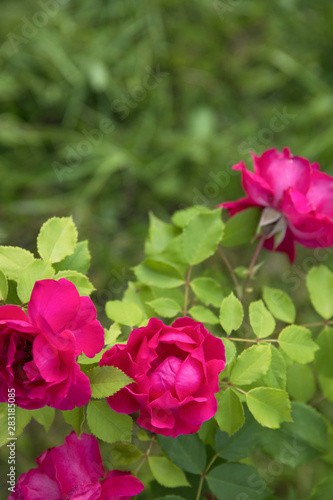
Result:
[1, 0, 333, 497]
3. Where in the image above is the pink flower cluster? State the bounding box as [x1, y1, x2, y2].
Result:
[100, 317, 226, 437]
[221, 148, 333, 261]
[0, 279, 104, 410]
[9, 432, 144, 500]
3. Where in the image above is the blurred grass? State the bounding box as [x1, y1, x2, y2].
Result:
[1, 0, 333, 497]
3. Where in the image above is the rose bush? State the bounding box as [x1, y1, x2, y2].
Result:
[9, 431, 144, 500]
[220, 147, 333, 262]
[100, 317, 225, 437]
[0, 278, 104, 410]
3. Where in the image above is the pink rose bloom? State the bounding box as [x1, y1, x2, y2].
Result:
[9, 431, 144, 500]
[220, 148, 333, 262]
[100, 317, 225, 437]
[0, 279, 104, 410]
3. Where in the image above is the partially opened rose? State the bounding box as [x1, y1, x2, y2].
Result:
[220, 148, 333, 262]
[0, 279, 104, 410]
[9, 431, 144, 499]
[100, 317, 225, 437]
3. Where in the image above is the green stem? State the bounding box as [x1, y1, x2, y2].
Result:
[227, 337, 278, 344]
[134, 437, 155, 475]
[195, 453, 219, 500]
[242, 236, 265, 299]
[218, 246, 242, 300]
[183, 266, 193, 315]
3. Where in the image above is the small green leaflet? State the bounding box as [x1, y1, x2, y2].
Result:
[0, 246, 34, 280]
[158, 434, 206, 475]
[110, 442, 143, 466]
[171, 205, 210, 228]
[17, 259, 55, 303]
[190, 277, 224, 307]
[182, 209, 224, 265]
[258, 345, 287, 390]
[54, 270, 95, 296]
[148, 456, 189, 488]
[314, 327, 333, 377]
[87, 400, 132, 443]
[221, 207, 261, 247]
[278, 325, 318, 364]
[287, 363, 316, 403]
[30, 406, 55, 432]
[145, 213, 179, 256]
[0, 269, 8, 301]
[262, 286, 296, 323]
[55, 240, 91, 274]
[249, 300, 276, 338]
[207, 463, 270, 500]
[105, 300, 143, 326]
[62, 407, 85, 436]
[188, 305, 219, 325]
[134, 259, 184, 289]
[147, 298, 181, 318]
[220, 292, 243, 334]
[223, 338, 237, 367]
[88, 366, 132, 399]
[37, 216, 78, 263]
[230, 344, 271, 386]
[306, 265, 333, 319]
[246, 387, 292, 429]
[215, 388, 245, 435]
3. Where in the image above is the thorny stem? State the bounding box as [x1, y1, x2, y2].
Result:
[183, 266, 193, 315]
[243, 236, 265, 299]
[134, 437, 155, 475]
[218, 246, 242, 300]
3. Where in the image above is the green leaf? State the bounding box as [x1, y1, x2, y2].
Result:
[145, 213, 179, 256]
[221, 208, 261, 247]
[54, 240, 91, 274]
[258, 345, 287, 390]
[198, 418, 218, 448]
[62, 407, 85, 436]
[207, 463, 270, 500]
[278, 325, 319, 364]
[215, 408, 264, 460]
[17, 259, 55, 303]
[134, 259, 184, 288]
[215, 388, 245, 435]
[263, 286, 296, 323]
[230, 344, 272, 386]
[37, 216, 78, 263]
[220, 292, 243, 334]
[87, 400, 132, 443]
[30, 406, 55, 432]
[287, 364, 316, 403]
[147, 298, 182, 318]
[190, 277, 224, 307]
[262, 402, 329, 467]
[306, 265, 333, 319]
[16, 407, 32, 436]
[188, 305, 219, 325]
[158, 434, 206, 475]
[54, 270, 95, 296]
[110, 442, 143, 466]
[249, 300, 276, 338]
[223, 338, 237, 367]
[88, 366, 132, 399]
[0, 405, 32, 446]
[246, 387, 292, 429]
[314, 327, 333, 377]
[171, 205, 210, 228]
[0, 269, 8, 301]
[105, 300, 143, 326]
[310, 477, 333, 500]
[104, 323, 122, 344]
[0, 246, 34, 280]
[148, 456, 189, 488]
[318, 374, 333, 402]
[182, 209, 224, 265]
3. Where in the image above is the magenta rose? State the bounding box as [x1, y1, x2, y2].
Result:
[220, 148, 333, 262]
[0, 279, 104, 410]
[100, 317, 225, 437]
[9, 431, 144, 500]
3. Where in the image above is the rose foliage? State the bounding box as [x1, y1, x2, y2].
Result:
[1, 155, 333, 500]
